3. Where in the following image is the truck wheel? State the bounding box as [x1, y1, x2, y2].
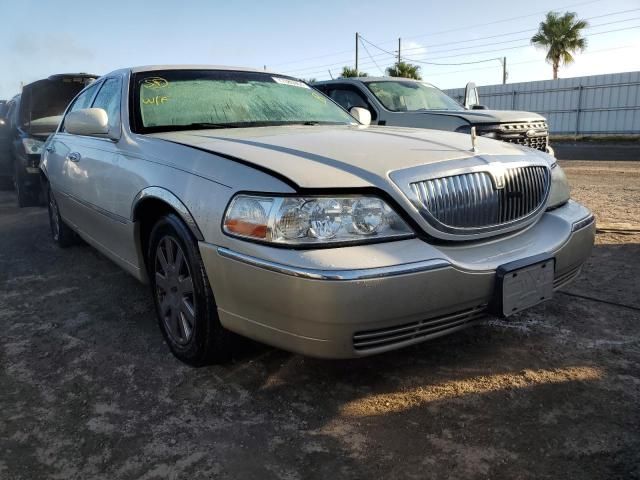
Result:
[47, 184, 77, 247]
[148, 214, 231, 366]
[14, 164, 39, 207]
[0, 176, 13, 191]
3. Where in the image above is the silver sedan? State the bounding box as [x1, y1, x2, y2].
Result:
[41, 65, 595, 365]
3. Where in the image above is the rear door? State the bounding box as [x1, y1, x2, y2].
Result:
[45, 81, 102, 225]
[68, 76, 125, 251]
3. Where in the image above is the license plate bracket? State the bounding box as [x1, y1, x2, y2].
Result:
[493, 253, 555, 317]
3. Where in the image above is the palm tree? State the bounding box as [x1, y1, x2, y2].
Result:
[386, 61, 422, 80]
[531, 11, 588, 79]
[340, 67, 368, 78]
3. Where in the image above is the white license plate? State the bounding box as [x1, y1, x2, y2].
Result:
[501, 258, 555, 316]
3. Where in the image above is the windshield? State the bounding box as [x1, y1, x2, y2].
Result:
[367, 81, 464, 112]
[133, 70, 355, 132]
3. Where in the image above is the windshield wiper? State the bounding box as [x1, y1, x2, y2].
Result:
[183, 122, 244, 129]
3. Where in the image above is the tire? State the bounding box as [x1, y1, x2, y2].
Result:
[148, 214, 231, 366]
[14, 163, 39, 207]
[47, 184, 77, 247]
[0, 176, 13, 191]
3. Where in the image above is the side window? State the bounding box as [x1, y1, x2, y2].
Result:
[62, 83, 100, 132]
[327, 86, 377, 121]
[91, 78, 121, 132]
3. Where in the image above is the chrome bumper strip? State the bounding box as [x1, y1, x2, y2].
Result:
[217, 247, 450, 281]
[572, 214, 595, 232]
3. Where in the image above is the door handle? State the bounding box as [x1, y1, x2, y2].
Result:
[66, 152, 81, 162]
[45, 146, 55, 153]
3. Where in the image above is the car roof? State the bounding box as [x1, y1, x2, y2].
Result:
[314, 77, 423, 85]
[127, 65, 273, 74]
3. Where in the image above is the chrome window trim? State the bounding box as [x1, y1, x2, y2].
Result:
[217, 247, 450, 281]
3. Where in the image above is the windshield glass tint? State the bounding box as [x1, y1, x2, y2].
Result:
[134, 70, 354, 131]
[367, 81, 463, 112]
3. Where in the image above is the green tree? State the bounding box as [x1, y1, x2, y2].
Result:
[386, 61, 422, 80]
[340, 66, 368, 78]
[301, 78, 317, 84]
[531, 11, 588, 79]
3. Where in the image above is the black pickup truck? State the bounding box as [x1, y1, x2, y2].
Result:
[0, 73, 97, 206]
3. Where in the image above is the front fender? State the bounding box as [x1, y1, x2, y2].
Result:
[131, 186, 204, 241]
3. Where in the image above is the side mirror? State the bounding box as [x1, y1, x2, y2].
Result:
[464, 81, 480, 109]
[65, 108, 109, 136]
[350, 107, 371, 126]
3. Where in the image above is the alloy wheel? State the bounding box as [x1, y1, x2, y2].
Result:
[154, 236, 196, 345]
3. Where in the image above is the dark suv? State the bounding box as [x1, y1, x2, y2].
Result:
[0, 73, 97, 206]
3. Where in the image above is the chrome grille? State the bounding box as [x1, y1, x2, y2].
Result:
[411, 165, 550, 232]
[353, 305, 487, 352]
[497, 122, 549, 152]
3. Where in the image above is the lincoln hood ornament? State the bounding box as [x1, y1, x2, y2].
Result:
[470, 126, 478, 152]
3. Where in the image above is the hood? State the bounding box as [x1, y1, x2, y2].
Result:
[20, 74, 97, 135]
[150, 125, 551, 190]
[431, 109, 546, 125]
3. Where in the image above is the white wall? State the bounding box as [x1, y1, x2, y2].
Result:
[444, 71, 640, 135]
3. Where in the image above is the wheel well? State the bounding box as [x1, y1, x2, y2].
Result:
[134, 198, 180, 271]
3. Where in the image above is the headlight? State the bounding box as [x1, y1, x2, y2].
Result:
[223, 194, 414, 245]
[547, 163, 570, 209]
[22, 138, 44, 155]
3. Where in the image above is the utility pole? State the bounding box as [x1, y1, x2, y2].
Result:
[398, 38, 401, 64]
[355, 32, 359, 73]
[502, 57, 507, 84]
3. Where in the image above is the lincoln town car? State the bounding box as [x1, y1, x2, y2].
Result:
[40, 66, 595, 365]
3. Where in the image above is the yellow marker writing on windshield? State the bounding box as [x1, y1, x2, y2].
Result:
[142, 96, 169, 105]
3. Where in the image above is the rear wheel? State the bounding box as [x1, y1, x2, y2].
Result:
[0, 176, 13, 191]
[148, 214, 231, 366]
[14, 162, 39, 207]
[47, 184, 77, 247]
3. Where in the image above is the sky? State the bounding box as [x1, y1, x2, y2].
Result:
[1, 0, 639, 99]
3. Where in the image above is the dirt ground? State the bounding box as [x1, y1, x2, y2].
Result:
[1, 160, 639, 480]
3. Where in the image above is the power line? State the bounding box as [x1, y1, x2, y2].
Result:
[273, 0, 606, 71]
[280, 6, 638, 75]
[360, 35, 504, 66]
[398, 7, 640, 54]
[394, 0, 603, 42]
[402, 14, 640, 58]
[359, 38, 385, 75]
[287, 23, 640, 78]
[284, 18, 638, 75]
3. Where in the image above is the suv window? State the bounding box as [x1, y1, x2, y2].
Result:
[91, 78, 121, 132]
[62, 82, 100, 132]
[325, 85, 377, 121]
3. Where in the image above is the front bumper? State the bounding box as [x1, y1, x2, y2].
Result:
[200, 200, 594, 359]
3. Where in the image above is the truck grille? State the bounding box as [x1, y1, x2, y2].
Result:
[411, 165, 550, 232]
[353, 305, 487, 352]
[497, 122, 549, 152]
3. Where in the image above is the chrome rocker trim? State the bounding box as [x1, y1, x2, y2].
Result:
[217, 247, 450, 281]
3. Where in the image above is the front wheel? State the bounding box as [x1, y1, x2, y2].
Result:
[148, 214, 231, 366]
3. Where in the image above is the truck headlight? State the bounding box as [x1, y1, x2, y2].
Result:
[223, 194, 414, 245]
[547, 163, 570, 209]
[22, 138, 44, 155]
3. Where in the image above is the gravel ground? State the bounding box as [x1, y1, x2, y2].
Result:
[1, 161, 639, 479]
